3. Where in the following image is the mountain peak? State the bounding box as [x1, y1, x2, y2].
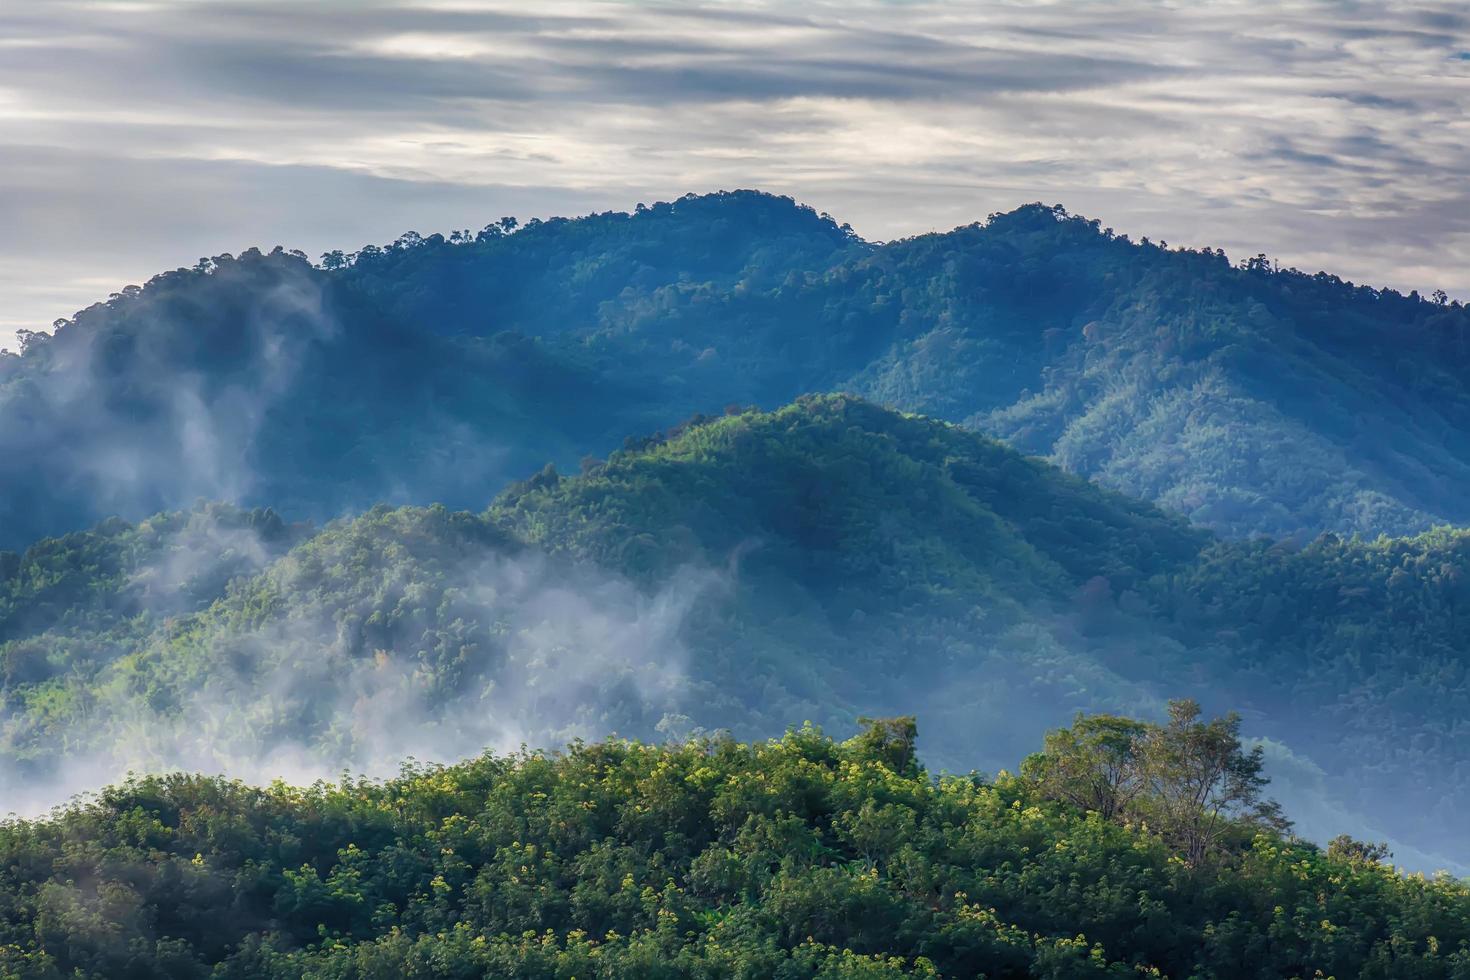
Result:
[492, 395, 1205, 593]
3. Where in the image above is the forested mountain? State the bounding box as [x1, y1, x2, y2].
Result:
[3, 715, 1467, 979]
[0, 398, 1198, 800]
[4, 398, 1469, 873]
[5, 192, 1470, 956]
[4, 191, 1468, 547]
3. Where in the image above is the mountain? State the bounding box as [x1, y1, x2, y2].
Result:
[4, 397, 1468, 871]
[0, 249, 645, 549]
[0, 397, 1200, 789]
[4, 191, 1468, 548]
[2, 717, 1467, 979]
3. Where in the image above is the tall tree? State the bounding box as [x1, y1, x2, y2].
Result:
[1139, 699, 1288, 866]
[1022, 713, 1149, 821]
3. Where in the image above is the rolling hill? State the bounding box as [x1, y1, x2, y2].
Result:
[4, 398, 1468, 871]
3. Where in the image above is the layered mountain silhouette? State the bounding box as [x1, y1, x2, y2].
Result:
[5, 191, 1469, 549]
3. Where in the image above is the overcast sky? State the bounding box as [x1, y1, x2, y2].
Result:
[2, 0, 1468, 349]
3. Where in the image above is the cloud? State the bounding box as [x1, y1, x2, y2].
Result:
[0, 0, 1466, 350]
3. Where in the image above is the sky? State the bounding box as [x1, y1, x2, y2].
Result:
[2, 0, 1468, 350]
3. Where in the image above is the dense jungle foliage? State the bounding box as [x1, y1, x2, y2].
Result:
[3, 398, 1469, 873]
[4, 191, 1468, 546]
[4, 714, 1467, 979]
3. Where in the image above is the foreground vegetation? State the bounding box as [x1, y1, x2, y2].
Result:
[1, 712, 1464, 979]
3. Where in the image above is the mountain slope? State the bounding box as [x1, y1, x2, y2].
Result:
[0, 250, 649, 548]
[4, 191, 1468, 546]
[4, 397, 1469, 869]
[350, 195, 1470, 537]
[0, 398, 1200, 784]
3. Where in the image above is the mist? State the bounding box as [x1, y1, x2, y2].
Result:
[0, 244, 635, 551]
[0, 252, 336, 546]
[0, 513, 730, 821]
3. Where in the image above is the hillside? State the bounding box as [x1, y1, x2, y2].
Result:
[0, 250, 649, 549]
[2, 717, 1466, 979]
[4, 191, 1469, 546]
[4, 398, 1470, 871]
[0, 398, 1200, 795]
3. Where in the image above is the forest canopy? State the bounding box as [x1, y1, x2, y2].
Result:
[3, 712, 1462, 980]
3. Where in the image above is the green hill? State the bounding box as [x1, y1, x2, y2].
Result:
[4, 397, 1469, 870]
[0, 397, 1199, 784]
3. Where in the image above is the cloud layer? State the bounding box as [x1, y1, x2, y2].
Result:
[1, 0, 1467, 347]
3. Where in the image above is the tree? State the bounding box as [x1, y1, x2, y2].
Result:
[1022, 714, 1149, 821]
[1138, 699, 1288, 866]
[847, 716, 919, 775]
[1327, 834, 1392, 865]
[1027, 703, 1289, 866]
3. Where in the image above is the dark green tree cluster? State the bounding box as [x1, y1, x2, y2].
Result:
[1, 715, 1465, 979]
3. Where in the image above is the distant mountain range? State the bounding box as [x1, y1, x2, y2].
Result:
[4, 190, 1469, 549]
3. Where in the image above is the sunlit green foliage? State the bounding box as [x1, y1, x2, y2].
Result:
[0, 718, 1465, 979]
[1025, 701, 1288, 867]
